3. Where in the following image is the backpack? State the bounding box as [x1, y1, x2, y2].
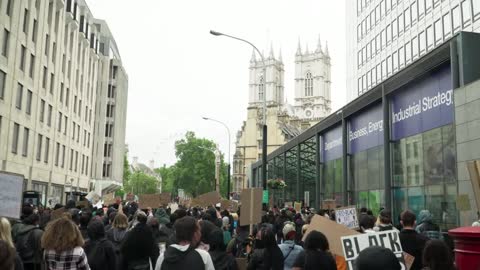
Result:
[15, 227, 40, 262]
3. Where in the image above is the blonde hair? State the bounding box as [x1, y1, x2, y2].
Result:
[0, 217, 14, 248]
[41, 217, 84, 253]
[112, 213, 128, 229]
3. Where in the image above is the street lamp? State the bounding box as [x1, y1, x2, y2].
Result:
[209, 30, 268, 191]
[202, 117, 231, 199]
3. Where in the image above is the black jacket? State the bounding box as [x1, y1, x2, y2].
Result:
[292, 250, 337, 270]
[161, 246, 204, 270]
[399, 229, 428, 270]
[209, 250, 238, 270]
[11, 223, 43, 265]
[120, 223, 159, 270]
[247, 247, 284, 270]
[84, 220, 117, 270]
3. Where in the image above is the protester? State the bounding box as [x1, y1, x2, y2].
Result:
[359, 213, 376, 234]
[291, 230, 336, 270]
[374, 209, 399, 232]
[399, 210, 428, 270]
[120, 211, 159, 270]
[0, 239, 21, 270]
[247, 225, 284, 270]
[84, 220, 117, 270]
[0, 218, 24, 270]
[79, 212, 91, 240]
[422, 239, 456, 270]
[106, 212, 128, 248]
[155, 208, 170, 225]
[11, 205, 44, 270]
[226, 224, 250, 258]
[278, 222, 304, 270]
[208, 228, 238, 270]
[41, 217, 90, 270]
[155, 216, 215, 270]
[222, 216, 232, 245]
[355, 246, 401, 270]
[416, 210, 443, 240]
[274, 210, 290, 244]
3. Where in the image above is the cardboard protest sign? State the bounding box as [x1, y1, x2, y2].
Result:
[335, 206, 359, 229]
[103, 193, 116, 205]
[138, 194, 162, 209]
[467, 161, 480, 213]
[196, 191, 221, 207]
[240, 188, 263, 226]
[294, 202, 302, 212]
[50, 207, 66, 221]
[159, 193, 171, 205]
[303, 215, 360, 256]
[284, 202, 293, 208]
[221, 200, 239, 213]
[456, 194, 471, 211]
[76, 200, 89, 209]
[403, 252, 415, 270]
[341, 231, 405, 270]
[322, 199, 336, 210]
[0, 172, 23, 219]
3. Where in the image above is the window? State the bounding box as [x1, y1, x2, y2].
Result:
[61, 145, 66, 168]
[48, 2, 53, 25]
[52, 42, 56, 62]
[20, 46, 26, 71]
[42, 67, 47, 88]
[376, 64, 381, 83]
[386, 24, 392, 44]
[376, 5, 380, 23]
[399, 47, 405, 67]
[72, 124, 75, 140]
[411, 3, 418, 24]
[412, 37, 419, 59]
[452, 6, 461, 33]
[443, 13, 452, 38]
[85, 157, 89, 175]
[57, 112, 62, 132]
[393, 51, 398, 72]
[64, 116, 67, 135]
[381, 0, 385, 17]
[405, 7, 411, 29]
[426, 25, 434, 49]
[381, 60, 386, 79]
[36, 134, 42, 161]
[418, 0, 425, 18]
[22, 128, 29, 157]
[392, 19, 398, 39]
[75, 151, 78, 172]
[386, 0, 391, 12]
[419, 31, 426, 54]
[23, 9, 29, 33]
[462, 1, 472, 27]
[44, 137, 50, 163]
[16, 83, 23, 110]
[59, 83, 64, 103]
[387, 55, 392, 75]
[258, 76, 264, 101]
[405, 42, 412, 63]
[73, 96, 77, 113]
[434, 19, 442, 44]
[66, 88, 70, 107]
[47, 105, 52, 126]
[381, 29, 386, 49]
[366, 42, 371, 60]
[32, 20, 37, 42]
[81, 154, 85, 174]
[26, 90, 32, 115]
[70, 149, 74, 170]
[5, 0, 13, 16]
[0, 70, 5, 99]
[375, 35, 380, 54]
[12, 123, 20, 154]
[474, 0, 480, 19]
[305, 72, 313, 96]
[426, 0, 432, 12]
[55, 143, 60, 166]
[45, 34, 49, 56]
[39, 100, 45, 122]
[49, 74, 55, 95]
[29, 54, 35, 78]
[2, 29, 10, 56]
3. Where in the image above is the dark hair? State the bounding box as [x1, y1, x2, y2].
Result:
[199, 220, 217, 244]
[87, 220, 105, 240]
[379, 209, 392, 224]
[423, 240, 455, 270]
[359, 214, 376, 231]
[207, 228, 225, 251]
[360, 207, 367, 213]
[137, 212, 148, 224]
[174, 216, 198, 243]
[79, 212, 91, 227]
[260, 226, 276, 249]
[401, 210, 416, 227]
[23, 213, 40, 225]
[305, 230, 329, 251]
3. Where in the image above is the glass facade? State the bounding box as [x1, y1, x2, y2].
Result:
[322, 158, 343, 206]
[299, 138, 316, 206]
[31, 181, 48, 206]
[392, 125, 457, 230]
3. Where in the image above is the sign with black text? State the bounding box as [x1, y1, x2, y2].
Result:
[335, 206, 359, 229]
[341, 231, 405, 270]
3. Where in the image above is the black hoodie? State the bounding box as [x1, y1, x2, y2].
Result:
[84, 220, 117, 270]
[160, 245, 205, 270]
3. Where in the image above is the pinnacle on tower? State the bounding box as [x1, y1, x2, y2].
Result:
[325, 41, 330, 56]
[296, 38, 302, 56]
[278, 48, 283, 62]
[269, 42, 274, 59]
[316, 34, 323, 53]
[250, 49, 256, 63]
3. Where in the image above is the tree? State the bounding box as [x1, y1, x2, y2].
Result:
[155, 165, 176, 194]
[123, 171, 159, 195]
[123, 153, 131, 182]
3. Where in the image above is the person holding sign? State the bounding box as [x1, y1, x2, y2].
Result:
[399, 210, 428, 270]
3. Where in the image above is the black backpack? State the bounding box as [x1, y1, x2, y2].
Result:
[15, 227, 40, 262]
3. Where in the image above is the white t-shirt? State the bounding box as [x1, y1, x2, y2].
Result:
[155, 244, 215, 270]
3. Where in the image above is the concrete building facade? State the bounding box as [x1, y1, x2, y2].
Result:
[346, 0, 480, 101]
[0, 0, 127, 206]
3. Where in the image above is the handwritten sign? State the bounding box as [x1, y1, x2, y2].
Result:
[139, 194, 162, 209]
[322, 199, 336, 210]
[240, 188, 263, 226]
[294, 202, 302, 213]
[0, 172, 24, 219]
[335, 206, 359, 229]
[103, 193, 116, 205]
[341, 231, 405, 270]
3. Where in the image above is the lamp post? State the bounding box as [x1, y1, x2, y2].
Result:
[202, 117, 231, 199]
[209, 30, 268, 191]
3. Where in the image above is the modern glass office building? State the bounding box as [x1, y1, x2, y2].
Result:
[251, 32, 480, 229]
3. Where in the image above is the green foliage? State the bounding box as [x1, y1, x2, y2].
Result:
[123, 153, 131, 182]
[158, 131, 230, 198]
[123, 171, 159, 195]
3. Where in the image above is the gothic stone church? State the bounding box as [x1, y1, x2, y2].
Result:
[232, 37, 332, 193]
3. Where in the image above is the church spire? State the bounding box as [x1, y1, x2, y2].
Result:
[316, 34, 323, 53]
[296, 38, 302, 56]
[250, 49, 256, 63]
[269, 42, 274, 59]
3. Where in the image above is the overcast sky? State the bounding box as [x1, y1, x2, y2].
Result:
[85, 0, 347, 167]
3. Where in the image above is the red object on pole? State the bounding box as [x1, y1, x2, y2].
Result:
[449, 226, 480, 270]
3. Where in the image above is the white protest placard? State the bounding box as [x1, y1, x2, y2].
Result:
[0, 172, 24, 219]
[335, 206, 359, 229]
[341, 231, 405, 270]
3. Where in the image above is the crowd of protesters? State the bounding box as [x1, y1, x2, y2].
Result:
[0, 197, 469, 270]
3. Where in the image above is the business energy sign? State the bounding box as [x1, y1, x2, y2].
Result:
[348, 104, 384, 154]
[391, 64, 453, 141]
[322, 125, 343, 162]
